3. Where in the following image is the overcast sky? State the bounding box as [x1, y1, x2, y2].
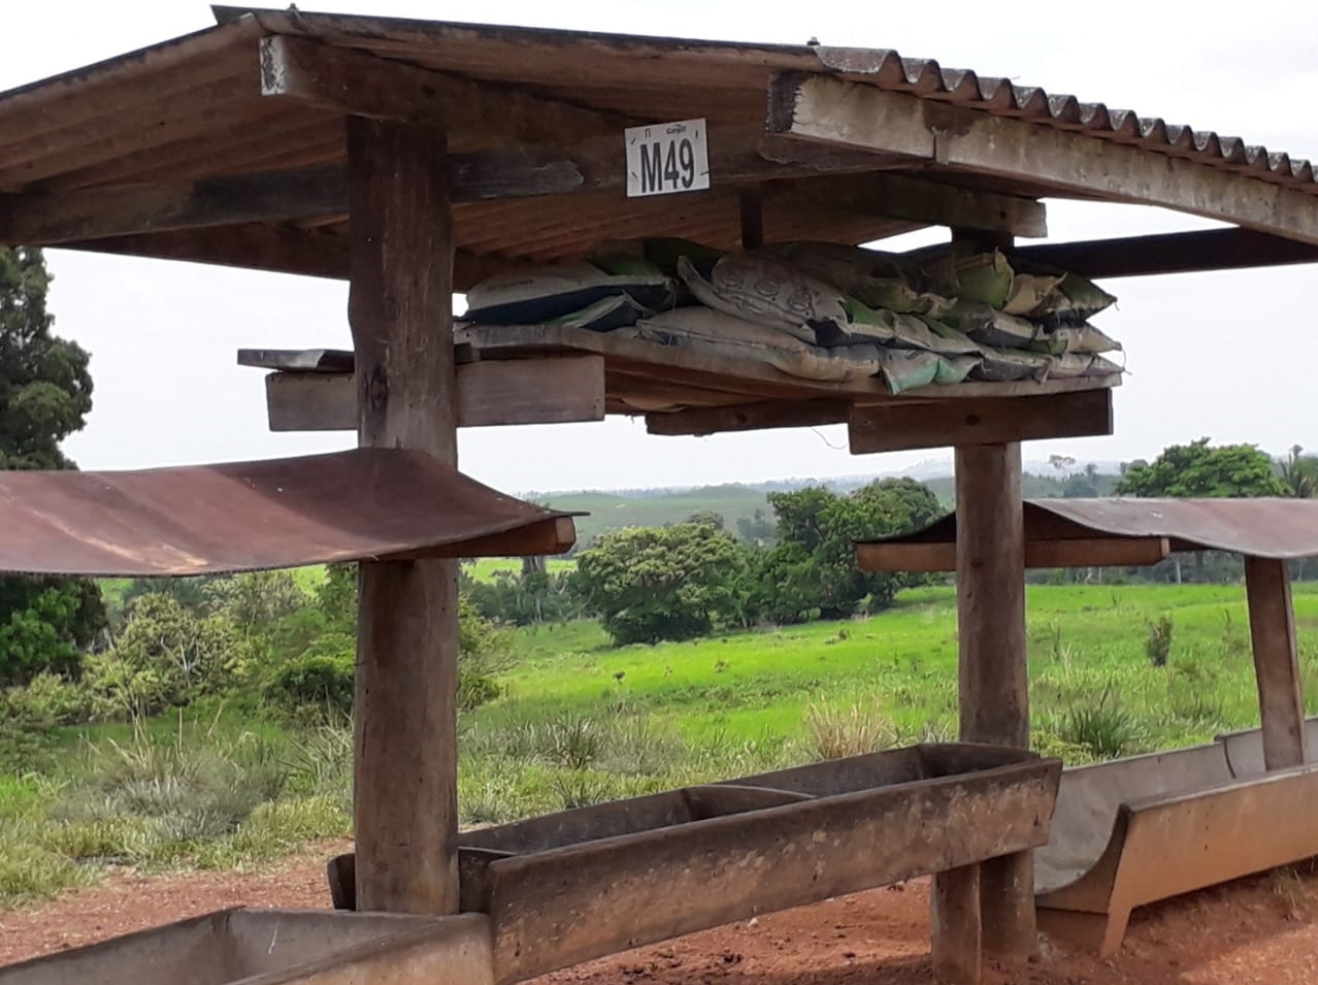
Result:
[3, 1, 1317, 494]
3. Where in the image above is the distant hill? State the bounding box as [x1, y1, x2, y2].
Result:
[544, 469, 1122, 550]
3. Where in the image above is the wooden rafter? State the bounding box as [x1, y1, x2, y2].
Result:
[767, 72, 1318, 246]
[857, 536, 1172, 573]
[1014, 228, 1318, 278]
[2, 142, 1045, 246]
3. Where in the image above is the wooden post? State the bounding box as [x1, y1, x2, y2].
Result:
[952, 442, 1036, 964]
[932, 865, 982, 985]
[1245, 556, 1307, 770]
[347, 115, 461, 914]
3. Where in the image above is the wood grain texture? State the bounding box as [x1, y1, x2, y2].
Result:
[264, 355, 606, 431]
[848, 389, 1113, 454]
[348, 116, 460, 915]
[768, 72, 1318, 246]
[932, 865, 982, 985]
[953, 442, 1035, 960]
[1245, 557, 1307, 770]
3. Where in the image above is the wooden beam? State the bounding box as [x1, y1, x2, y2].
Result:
[263, 355, 607, 431]
[932, 865, 982, 985]
[348, 116, 459, 915]
[1245, 557, 1308, 770]
[857, 536, 1171, 573]
[767, 72, 1318, 245]
[1014, 228, 1318, 279]
[848, 389, 1113, 455]
[782, 172, 1046, 239]
[646, 399, 851, 437]
[56, 226, 511, 292]
[388, 516, 577, 561]
[954, 443, 1035, 961]
[5, 139, 1044, 246]
[260, 35, 626, 141]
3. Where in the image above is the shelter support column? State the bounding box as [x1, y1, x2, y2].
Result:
[1245, 557, 1307, 770]
[347, 116, 461, 914]
[951, 442, 1034, 963]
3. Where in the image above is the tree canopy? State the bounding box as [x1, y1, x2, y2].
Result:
[1114, 438, 1286, 498]
[0, 247, 104, 684]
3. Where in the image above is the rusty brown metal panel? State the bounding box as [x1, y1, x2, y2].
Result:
[0, 449, 574, 577]
[860, 497, 1318, 562]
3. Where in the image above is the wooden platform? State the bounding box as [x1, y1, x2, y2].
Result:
[245, 324, 1120, 442]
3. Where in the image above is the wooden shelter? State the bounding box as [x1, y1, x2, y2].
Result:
[4, 8, 1318, 984]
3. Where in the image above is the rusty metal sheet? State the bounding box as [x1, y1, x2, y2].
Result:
[860, 497, 1318, 561]
[0, 449, 574, 577]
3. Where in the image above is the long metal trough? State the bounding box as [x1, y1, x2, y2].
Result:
[0, 908, 495, 985]
[332, 742, 1060, 984]
[1036, 718, 1318, 954]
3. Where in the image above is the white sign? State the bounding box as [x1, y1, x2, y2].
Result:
[625, 119, 710, 198]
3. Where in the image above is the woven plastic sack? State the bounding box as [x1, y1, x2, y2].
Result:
[971, 347, 1054, 382]
[629, 307, 879, 383]
[676, 255, 848, 342]
[753, 242, 953, 315]
[1030, 323, 1122, 356]
[942, 302, 1040, 349]
[466, 259, 675, 325]
[913, 247, 1015, 307]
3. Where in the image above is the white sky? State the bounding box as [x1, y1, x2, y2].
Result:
[4, 1, 1317, 494]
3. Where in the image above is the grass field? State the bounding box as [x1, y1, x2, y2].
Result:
[4, 581, 1314, 906]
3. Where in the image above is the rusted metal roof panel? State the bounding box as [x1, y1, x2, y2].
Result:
[0, 449, 575, 577]
[860, 498, 1318, 561]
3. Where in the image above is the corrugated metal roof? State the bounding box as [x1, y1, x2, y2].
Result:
[860, 498, 1318, 561]
[0, 449, 575, 577]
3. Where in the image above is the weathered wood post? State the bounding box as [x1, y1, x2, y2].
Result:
[955, 442, 1034, 962]
[347, 115, 461, 914]
[1245, 556, 1307, 770]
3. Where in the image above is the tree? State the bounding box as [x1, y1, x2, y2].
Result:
[1115, 438, 1286, 498]
[1116, 438, 1285, 583]
[0, 247, 104, 683]
[758, 479, 943, 622]
[575, 522, 750, 645]
[1279, 444, 1318, 499]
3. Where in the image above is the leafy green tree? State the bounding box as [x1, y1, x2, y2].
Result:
[575, 522, 750, 645]
[0, 247, 104, 682]
[1115, 438, 1286, 498]
[1116, 438, 1285, 583]
[758, 479, 942, 622]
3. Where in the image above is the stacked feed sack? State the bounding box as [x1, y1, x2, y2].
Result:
[458, 238, 1122, 394]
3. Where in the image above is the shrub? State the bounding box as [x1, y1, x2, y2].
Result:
[1145, 615, 1174, 668]
[3, 671, 92, 728]
[1056, 687, 1140, 760]
[273, 650, 355, 717]
[805, 700, 898, 760]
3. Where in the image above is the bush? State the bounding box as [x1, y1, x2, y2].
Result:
[805, 699, 898, 760]
[273, 651, 355, 718]
[3, 671, 92, 728]
[1056, 687, 1141, 760]
[1145, 615, 1173, 668]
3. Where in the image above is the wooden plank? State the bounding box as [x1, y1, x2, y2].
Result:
[932, 865, 982, 985]
[953, 442, 1034, 961]
[1245, 557, 1308, 770]
[857, 536, 1171, 573]
[388, 516, 577, 561]
[781, 172, 1046, 239]
[646, 399, 851, 436]
[348, 116, 459, 916]
[261, 35, 626, 140]
[2, 140, 1044, 246]
[1014, 228, 1318, 279]
[263, 355, 606, 431]
[767, 72, 1318, 245]
[848, 389, 1113, 454]
[58, 226, 512, 292]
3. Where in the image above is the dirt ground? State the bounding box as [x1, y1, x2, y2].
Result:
[3, 843, 1318, 984]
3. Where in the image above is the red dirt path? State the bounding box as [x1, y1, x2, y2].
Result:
[3, 842, 1317, 984]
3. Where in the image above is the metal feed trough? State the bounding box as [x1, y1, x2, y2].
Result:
[328, 744, 1061, 983]
[0, 909, 493, 985]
